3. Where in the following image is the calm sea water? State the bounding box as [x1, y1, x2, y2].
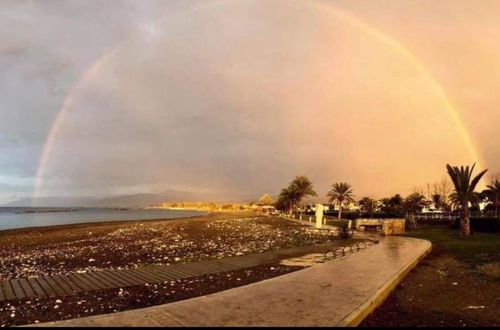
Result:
[0, 207, 208, 231]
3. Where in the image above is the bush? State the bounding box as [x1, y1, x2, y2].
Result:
[325, 219, 351, 227]
[451, 217, 500, 233]
[405, 214, 418, 230]
[337, 223, 352, 239]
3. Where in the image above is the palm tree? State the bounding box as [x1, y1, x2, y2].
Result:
[379, 194, 405, 217]
[446, 163, 488, 236]
[290, 176, 317, 201]
[276, 176, 317, 214]
[432, 193, 444, 210]
[276, 187, 300, 214]
[404, 193, 426, 215]
[359, 197, 377, 218]
[327, 182, 355, 219]
[485, 179, 500, 218]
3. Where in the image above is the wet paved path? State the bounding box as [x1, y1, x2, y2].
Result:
[0, 242, 350, 303]
[34, 235, 431, 327]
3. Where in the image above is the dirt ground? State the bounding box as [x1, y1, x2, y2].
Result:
[360, 248, 500, 327]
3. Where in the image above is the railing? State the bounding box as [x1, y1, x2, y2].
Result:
[414, 213, 455, 222]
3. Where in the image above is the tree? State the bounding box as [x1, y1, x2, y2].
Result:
[258, 194, 273, 205]
[290, 176, 317, 203]
[485, 179, 500, 218]
[404, 193, 426, 215]
[276, 187, 299, 214]
[359, 197, 377, 218]
[431, 193, 444, 210]
[327, 182, 355, 219]
[379, 194, 405, 217]
[446, 163, 488, 236]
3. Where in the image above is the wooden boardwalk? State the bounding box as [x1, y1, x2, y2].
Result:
[0, 243, 337, 302]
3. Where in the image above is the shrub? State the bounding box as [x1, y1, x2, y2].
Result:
[337, 223, 352, 239]
[405, 214, 418, 230]
[451, 217, 500, 233]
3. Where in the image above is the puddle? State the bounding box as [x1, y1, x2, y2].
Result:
[279, 253, 326, 266]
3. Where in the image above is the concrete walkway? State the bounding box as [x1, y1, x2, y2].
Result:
[36, 236, 431, 327]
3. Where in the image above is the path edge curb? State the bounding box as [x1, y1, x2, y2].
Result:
[337, 237, 432, 327]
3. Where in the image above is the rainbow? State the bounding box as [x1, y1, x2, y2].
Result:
[32, 48, 118, 203]
[32, 0, 485, 202]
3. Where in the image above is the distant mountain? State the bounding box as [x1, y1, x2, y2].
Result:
[6, 189, 258, 207]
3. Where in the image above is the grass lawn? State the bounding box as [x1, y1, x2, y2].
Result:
[361, 225, 500, 327]
[403, 225, 499, 265]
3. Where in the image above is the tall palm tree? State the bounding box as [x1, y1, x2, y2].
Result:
[485, 179, 500, 218]
[327, 182, 355, 219]
[446, 163, 488, 236]
[277, 187, 300, 214]
[290, 176, 317, 201]
[359, 197, 377, 218]
[277, 176, 317, 214]
[404, 193, 426, 215]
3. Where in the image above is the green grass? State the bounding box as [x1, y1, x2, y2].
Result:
[404, 225, 500, 265]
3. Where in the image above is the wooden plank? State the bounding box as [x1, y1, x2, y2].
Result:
[146, 267, 178, 281]
[27, 278, 46, 298]
[44, 276, 68, 295]
[203, 259, 240, 269]
[130, 268, 164, 283]
[174, 265, 206, 276]
[80, 272, 111, 290]
[58, 275, 85, 293]
[95, 271, 129, 288]
[115, 269, 151, 285]
[0, 282, 6, 301]
[217, 260, 248, 270]
[166, 265, 200, 277]
[19, 278, 37, 299]
[126, 269, 161, 284]
[180, 263, 220, 273]
[152, 267, 181, 281]
[67, 274, 96, 291]
[35, 278, 58, 296]
[113, 270, 147, 286]
[2, 281, 16, 300]
[10, 279, 26, 300]
[107, 270, 143, 287]
[51, 275, 76, 294]
[133, 268, 167, 283]
[73, 273, 102, 291]
[90, 272, 119, 289]
[155, 266, 188, 279]
[154, 266, 189, 280]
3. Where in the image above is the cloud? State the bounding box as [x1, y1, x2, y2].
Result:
[1, 0, 499, 205]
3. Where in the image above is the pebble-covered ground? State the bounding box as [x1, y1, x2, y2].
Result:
[0, 263, 303, 327]
[0, 213, 334, 280]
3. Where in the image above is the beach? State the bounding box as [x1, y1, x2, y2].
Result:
[0, 211, 356, 326]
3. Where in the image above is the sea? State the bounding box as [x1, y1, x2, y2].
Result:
[0, 207, 208, 231]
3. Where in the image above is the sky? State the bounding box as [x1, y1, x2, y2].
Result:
[1, 0, 499, 205]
